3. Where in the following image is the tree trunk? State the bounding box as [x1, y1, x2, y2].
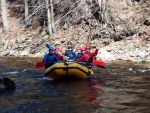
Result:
[81, 0, 86, 17]
[98, 0, 108, 26]
[1, 0, 9, 33]
[46, 0, 52, 35]
[46, 0, 55, 35]
[24, 0, 29, 26]
[50, 0, 55, 33]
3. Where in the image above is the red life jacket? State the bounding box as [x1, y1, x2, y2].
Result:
[76, 49, 99, 62]
[55, 54, 64, 60]
[76, 53, 90, 62]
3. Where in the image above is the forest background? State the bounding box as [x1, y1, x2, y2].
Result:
[0, 0, 149, 62]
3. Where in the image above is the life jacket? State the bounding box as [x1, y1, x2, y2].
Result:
[82, 54, 90, 62]
[55, 54, 64, 60]
[76, 54, 92, 68]
[76, 53, 90, 62]
[65, 48, 76, 60]
[85, 52, 93, 63]
[43, 54, 59, 64]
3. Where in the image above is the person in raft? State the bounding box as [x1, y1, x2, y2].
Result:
[76, 47, 82, 59]
[76, 46, 99, 68]
[76, 47, 93, 68]
[64, 41, 76, 62]
[85, 45, 98, 63]
[42, 46, 61, 69]
[54, 47, 64, 61]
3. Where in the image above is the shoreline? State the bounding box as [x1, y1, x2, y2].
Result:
[0, 54, 149, 69]
[0, 34, 149, 65]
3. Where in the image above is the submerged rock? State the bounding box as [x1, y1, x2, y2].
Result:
[0, 77, 16, 90]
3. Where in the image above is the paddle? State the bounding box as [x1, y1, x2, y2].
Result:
[46, 43, 52, 49]
[36, 62, 46, 68]
[91, 61, 105, 67]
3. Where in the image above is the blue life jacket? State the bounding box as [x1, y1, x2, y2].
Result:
[64, 48, 76, 60]
[42, 54, 60, 64]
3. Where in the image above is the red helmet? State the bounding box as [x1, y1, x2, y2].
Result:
[81, 47, 86, 51]
[58, 48, 62, 52]
[54, 48, 62, 53]
[86, 45, 91, 49]
[54, 48, 59, 51]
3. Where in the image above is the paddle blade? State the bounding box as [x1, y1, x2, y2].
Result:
[36, 62, 46, 68]
[92, 61, 104, 67]
[46, 44, 51, 49]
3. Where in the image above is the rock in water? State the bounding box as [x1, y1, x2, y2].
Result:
[3, 77, 16, 90]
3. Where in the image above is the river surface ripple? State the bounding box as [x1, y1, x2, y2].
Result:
[0, 57, 150, 113]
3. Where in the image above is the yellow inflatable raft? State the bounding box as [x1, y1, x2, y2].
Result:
[43, 62, 94, 79]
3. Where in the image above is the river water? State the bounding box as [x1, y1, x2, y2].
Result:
[0, 57, 150, 113]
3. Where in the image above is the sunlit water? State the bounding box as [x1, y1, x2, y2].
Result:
[0, 57, 150, 113]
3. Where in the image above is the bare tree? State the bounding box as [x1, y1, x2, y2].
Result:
[81, 0, 86, 17]
[98, 0, 108, 27]
[1, 0, 9, 33]
[24, 0, 29, 26]
[50, 0, 55, 33]
[46, 0, 55, 36]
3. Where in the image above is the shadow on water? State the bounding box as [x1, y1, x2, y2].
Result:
[0, 57, 150, 113]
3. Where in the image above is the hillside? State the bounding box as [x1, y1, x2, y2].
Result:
[0, 0, 149, 62]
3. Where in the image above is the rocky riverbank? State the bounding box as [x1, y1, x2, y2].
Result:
[97, 38, 150, 63]
[0, 33, 149, 64]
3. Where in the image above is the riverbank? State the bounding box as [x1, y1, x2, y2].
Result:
[0, 33, 149, 64]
